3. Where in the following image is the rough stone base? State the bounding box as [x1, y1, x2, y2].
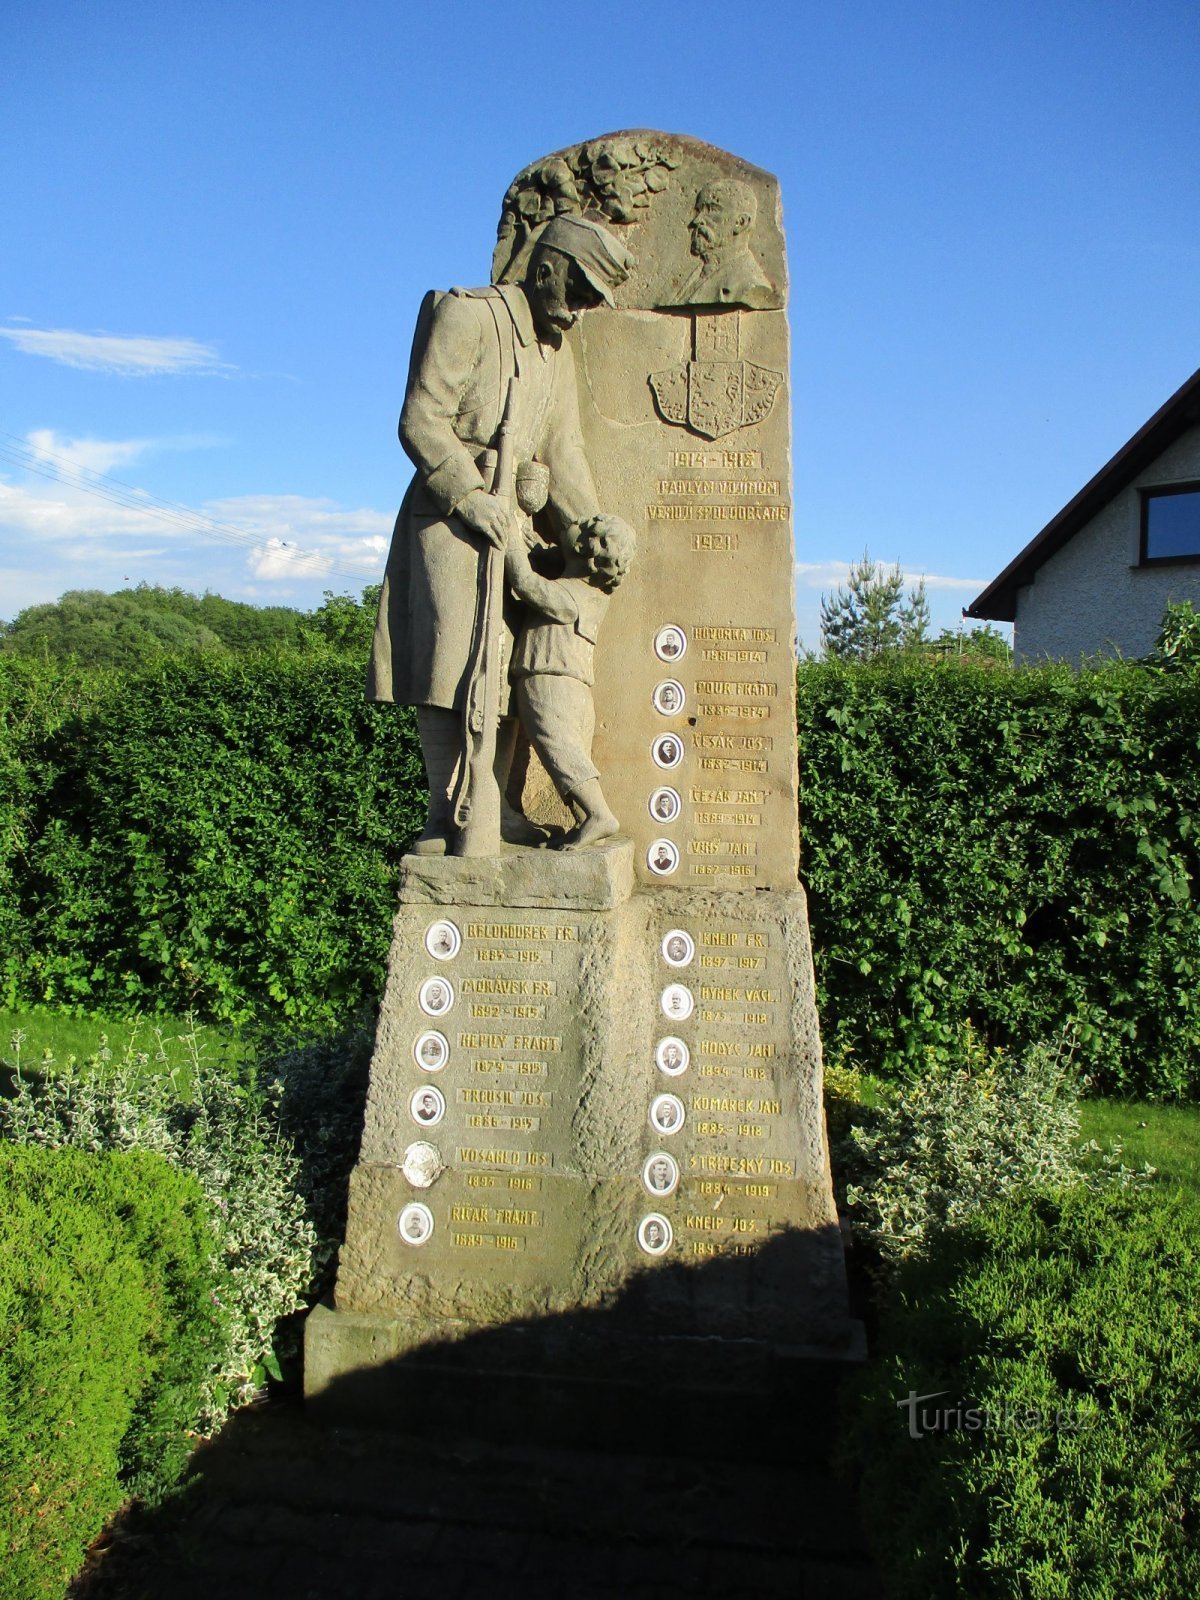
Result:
[306, 843, 860, 1426]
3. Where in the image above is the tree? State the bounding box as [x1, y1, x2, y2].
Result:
[928, 623, 1013, 665]
[819, 551, 930, 660]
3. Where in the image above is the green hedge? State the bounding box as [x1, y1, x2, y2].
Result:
[797, 659, 1200, 1097]
[0, 652, 424, 1025]
[0, 1143, 221, 1599]
[842, 1183, 1200, 1598]
[4, 652, 1198, 1094]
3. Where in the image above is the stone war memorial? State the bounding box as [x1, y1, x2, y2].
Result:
[306, 131, 862, 1439]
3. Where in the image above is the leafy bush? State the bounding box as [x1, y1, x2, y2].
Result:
[797, 657, 1200, 1097]
[1, 651, 424, 1023]
[842, 1184, 1200, 1598]
[1, 1021, 317, 1428]
[834, 1029, 1140, 1271]
[0, 1143, 220, 1600]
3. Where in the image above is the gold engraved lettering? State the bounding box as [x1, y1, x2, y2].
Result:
[475, 947, 545, 964]
[467, 1113, 540, 1131]
[451, 1232, 524, 1251]
[690, 789, 767, 804]
[736, 956, 765, 968]
[469, 1003, 546, 1019]
[694, 1180, 775, 1198]
[684, 1215, 727, 1232]
[698, 1039, 741, 1055]
[694, 683, 776, 700]
[694, 811, 761, 826]
[702, 932, 739, 946]
[730, 1218, 759, 1234]
[689, 1154, 766, 1175]
[699, 954, 727, 968]
[748, 1042, 775, 1057]
[688, 840, 758, 858]
[738, 1122, 765, 1137]
[508, 1175, 536, 1190]
[496, 1208, 539, 1227]
[691, 1240, 719, 1257]
[743, 1066, 768, 1081]
[692, 628, 777, 644]
[451, 1204, 491, 1224]
[693, 533, 738, 552]
[702, 648, 768, 663]
[691, 865, 756, 877]
[699, 758, 768, 772]
[456, 1147, 523, 1166]
[460, 1088, 515, 1105]
[466, 1174, 499, 1188]
[668, 450, 763, 469]
[458, 1033, 507, 1049]
[471, 1060, 548, 1076]
[691, 1094, 761, 1114]
[526, 1151, 551, 1167]
[768, 1158, 796, 1177]
[657, 478, 781, 498]
[696, 1120, 728, 1135]
[646, 504, 788, 523]
[465, 923, 553, 940]
[511, 1035, 561, 1052]
[699, 986, 778, 1003]
[556, 926, 578, 941]
[460, 978, 556, 996]
[696, 704, 770, 720]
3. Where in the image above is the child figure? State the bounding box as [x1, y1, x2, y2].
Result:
[504, 512, 637, 849]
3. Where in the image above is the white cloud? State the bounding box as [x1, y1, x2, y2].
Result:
[794, 560, 985, 592]
[0, 326, 231, 376]
[25, 428, 155, 477]
[0, 433, 389, 618]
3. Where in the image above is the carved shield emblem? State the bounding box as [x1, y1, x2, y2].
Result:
[649, 359, 783, 440]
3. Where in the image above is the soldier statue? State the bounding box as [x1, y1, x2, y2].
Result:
[367, 214, 635, 857]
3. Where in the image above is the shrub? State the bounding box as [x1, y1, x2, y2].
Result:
[0, 1143, 220, 1600]
[1, 1021, 317, 1428]
[834, 1029, 1139, 1271]
[2, 651, 424, 1024]
[797, 657, 1200, 1097]
[842, 1184, 1200, 1598]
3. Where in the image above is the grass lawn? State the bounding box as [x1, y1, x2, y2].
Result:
[0, 1006, 253, 1092]
[1080, 1096, 1200, 1198]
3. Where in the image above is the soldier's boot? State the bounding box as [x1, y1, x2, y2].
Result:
[412, 707, 460, 856]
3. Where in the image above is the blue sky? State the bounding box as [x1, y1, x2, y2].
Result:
[2, 0, 1197, 650]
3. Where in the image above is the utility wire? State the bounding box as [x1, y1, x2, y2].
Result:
[0, 430, 385, 583]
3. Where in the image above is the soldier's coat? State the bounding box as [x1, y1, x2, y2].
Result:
[367, 283, 599, 710]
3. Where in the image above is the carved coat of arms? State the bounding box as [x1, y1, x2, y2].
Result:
[649, 358, 783, 441]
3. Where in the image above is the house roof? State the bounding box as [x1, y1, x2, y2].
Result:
[965, 366, 1200, 623]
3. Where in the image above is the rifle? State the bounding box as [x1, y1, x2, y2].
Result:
[450, 375, 517, 855]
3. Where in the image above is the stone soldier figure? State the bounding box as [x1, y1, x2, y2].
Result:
[367, 214, 634, 856]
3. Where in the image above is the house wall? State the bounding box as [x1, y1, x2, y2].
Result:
[1015, 422, 1200, 662]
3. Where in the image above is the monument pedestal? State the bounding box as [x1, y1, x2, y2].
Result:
[305, 842, 861, 1432]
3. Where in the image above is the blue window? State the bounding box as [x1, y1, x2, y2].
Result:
[1142, 485, 1200, 563]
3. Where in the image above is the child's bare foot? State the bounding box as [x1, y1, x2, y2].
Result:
[560, 808, 619, 851]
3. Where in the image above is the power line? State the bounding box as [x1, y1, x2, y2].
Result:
[0, 430, 385, 583]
